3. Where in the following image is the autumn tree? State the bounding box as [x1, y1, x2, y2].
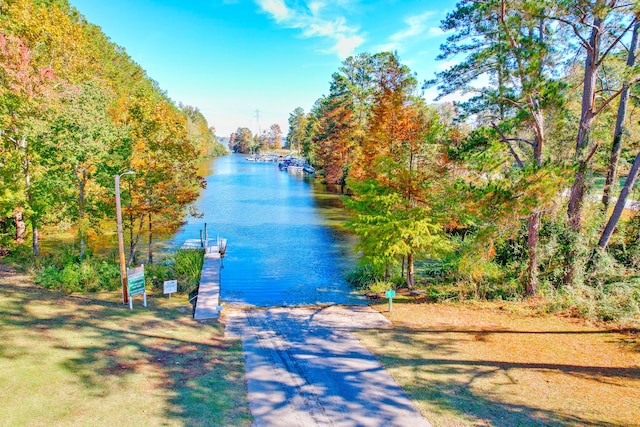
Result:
[45, 81, 124, 257]
[344, 52, 452, 288]
[181, 104, 226, 157]
[267, 123, 282, 150]
[286, 107, 306, 151]
[347, 102, 451, 288]
[0, 30, 56, 253]
[308, 77, 356, 186]
[229, 127, 254, 153]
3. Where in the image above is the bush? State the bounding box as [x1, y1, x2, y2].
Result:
[174, 249, 205, 293]
[4, 245, 38, 272]
[346, 264, 383, 290]
[35, 266, 61, 289]
[144, 262, 174, 292]
[366, 280, 396, 294]
[35, 255, 120, 293]
[97, 261, 120, 290]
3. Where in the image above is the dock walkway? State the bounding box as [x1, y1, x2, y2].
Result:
[182, 239, 222, 320]
[194, 246, 221, 320]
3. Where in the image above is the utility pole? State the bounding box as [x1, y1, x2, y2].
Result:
[254, 109, 261, 135]
[115, 171, 135, 304]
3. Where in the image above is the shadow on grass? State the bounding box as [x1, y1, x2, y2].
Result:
[0, 270, 252, 426]
[400, 377, 623, 427]
[362, 325, 638, 427]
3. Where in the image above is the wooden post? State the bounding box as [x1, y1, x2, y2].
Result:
[115, 171, 134, 304]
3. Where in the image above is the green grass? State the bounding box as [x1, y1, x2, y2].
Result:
[0, 264, 252, 426]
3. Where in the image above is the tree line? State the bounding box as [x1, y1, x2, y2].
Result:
[0, 0, 227, 264]
[229, 124, 283, 154]
[286, 0, 640, 318]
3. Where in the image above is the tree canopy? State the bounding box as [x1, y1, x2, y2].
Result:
[0, 0, 226, 261]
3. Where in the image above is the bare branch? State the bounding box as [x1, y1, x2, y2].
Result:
[506, 137, 535, 147]
[492, 122, 525, 169]
[594, 76, 640, 116]
[548, 15, 591, 49]
[596, 18, 637, 67]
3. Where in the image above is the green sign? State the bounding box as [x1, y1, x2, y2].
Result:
[385, 289, 395, 313]
[128, 266, 145, 297]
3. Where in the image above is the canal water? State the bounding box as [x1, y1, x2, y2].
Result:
[172, 154, 364, 307]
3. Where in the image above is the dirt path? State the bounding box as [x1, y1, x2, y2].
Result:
[225, 305, 432, 427]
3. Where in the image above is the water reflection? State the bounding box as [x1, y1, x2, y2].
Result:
[172, 154, 363, 307]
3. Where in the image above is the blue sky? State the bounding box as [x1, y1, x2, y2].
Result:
[68, 0, 458, 137]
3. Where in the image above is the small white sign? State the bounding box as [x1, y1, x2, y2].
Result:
[164, 279, 178, 295]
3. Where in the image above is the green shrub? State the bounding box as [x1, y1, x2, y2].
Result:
[367, 280, 396, 294]
[346, 264, 383, 289]
[59, 264, 81, 292]
[35, 266, 61, 289]
[4, 245, 38, 271]
[174, 249, 205, 293]
[34, 255, 121, 293]
[97, 261, 120, 290]
[144, 262, 174, 292]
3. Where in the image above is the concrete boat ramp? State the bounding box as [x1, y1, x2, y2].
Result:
[226, 306, 432, 427]
[185, 238, 432, 425]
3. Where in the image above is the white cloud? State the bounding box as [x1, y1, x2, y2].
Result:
[256, 0, 364, 59]
[332, 33, 365, 58]
[390, 11, 435, 42]
[308, 1, 325, 15]
[374, 10, 442, 54]
[257, 0, 291, 22]
[427, 27, 444, 37]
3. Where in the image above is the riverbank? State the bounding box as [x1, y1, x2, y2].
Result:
[0, 264, 252, 426]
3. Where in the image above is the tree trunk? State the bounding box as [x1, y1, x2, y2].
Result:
[602, 21, 639, 211]
[568, 162, 587, 231]
[128, 211, 144, 267]
[526, 110, 544, 295]
[526, 211, 541, 296]
[148, 212, 154, 265]
[406, 252, 415, 288]
[564, 163, 587, 286]
[599, 151, 640, 248]
[567, 15, 603, 232]
[76, 165, 86, 258]
[32, 222, 39, 257]
[14, 208, 25, 244]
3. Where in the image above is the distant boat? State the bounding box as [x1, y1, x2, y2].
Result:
[288, 164, 304, 174]
[303, 164, 315, 174]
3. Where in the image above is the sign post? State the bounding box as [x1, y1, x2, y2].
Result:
[163, 279, 177, 298]
[385, 289, 396, 312]
[127, 264, 147, 309]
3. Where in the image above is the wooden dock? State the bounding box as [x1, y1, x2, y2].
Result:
[181, 239, 224, 320]
[193, 245, 222, 320]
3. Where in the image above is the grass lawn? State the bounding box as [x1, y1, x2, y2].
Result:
[0, 264, 252, 426]
[356, 299, 640, 427]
